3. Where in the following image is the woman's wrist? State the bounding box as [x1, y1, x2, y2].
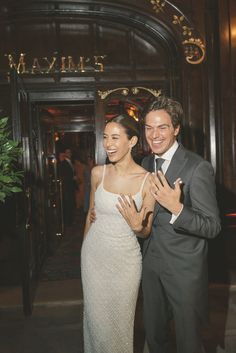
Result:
[131, 222, 145, 235]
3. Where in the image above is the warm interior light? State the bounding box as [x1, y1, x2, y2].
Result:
[225, 213, 236, 218]
[232, 25, 236, 39]
[126, 105, 139, 121]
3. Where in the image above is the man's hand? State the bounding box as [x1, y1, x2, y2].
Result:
[150, 171, 183, 215]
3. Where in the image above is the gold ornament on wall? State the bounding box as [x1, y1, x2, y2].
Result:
[98, 87, 162, 100]
[150, 0, 166, 13]
[149, 0, 206, 64]
[98, 88, 129, 100]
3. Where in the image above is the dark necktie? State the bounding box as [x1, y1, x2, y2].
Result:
[155, 157, 165, 172]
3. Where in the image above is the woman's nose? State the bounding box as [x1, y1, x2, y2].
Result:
[104, 138, 111, 147]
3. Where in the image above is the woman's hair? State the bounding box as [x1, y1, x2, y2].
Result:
[105, 114, 140, 140]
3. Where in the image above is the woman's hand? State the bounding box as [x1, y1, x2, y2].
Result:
[89, 207, 97, 223]
[116, 194, 147, 233]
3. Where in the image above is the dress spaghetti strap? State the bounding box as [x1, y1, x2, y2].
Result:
[139, 172, 150, 194]
[101, 164, 106, 186]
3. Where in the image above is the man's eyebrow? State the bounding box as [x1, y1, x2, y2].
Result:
[145, 123, 169, 128]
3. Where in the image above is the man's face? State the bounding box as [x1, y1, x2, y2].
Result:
[144, 109, 180, 155]
[64, 149, 72, 159]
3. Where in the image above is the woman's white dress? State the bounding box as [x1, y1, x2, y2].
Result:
[81, 165, 149, 353]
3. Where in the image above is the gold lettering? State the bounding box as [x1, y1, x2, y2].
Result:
[31, 58, 42, 74]
[17, 53, 26, 73]
[94, 55, 106, 72]
[79, 56, 85, 72]
[68, 56, 76, 72]
[4, 53, 107, 74]
[5, 54, 17, 69]
[43, 56, 57, 73]
[78, 57, 91, 72]
[61, 56, 66, 72]
[60, 56, 77, 72]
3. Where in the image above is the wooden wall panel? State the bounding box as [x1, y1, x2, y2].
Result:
[218, 0, 236, 208]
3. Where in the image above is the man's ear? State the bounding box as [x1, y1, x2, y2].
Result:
[174, 125, 180, 137]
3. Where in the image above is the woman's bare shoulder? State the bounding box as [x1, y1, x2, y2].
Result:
[91, 165, 105, 184]
[91, 165, 103, 177]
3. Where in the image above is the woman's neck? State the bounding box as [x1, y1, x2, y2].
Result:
[111, 158, 136, 176]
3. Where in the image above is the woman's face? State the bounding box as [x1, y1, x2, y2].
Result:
[103, 122, 135, 163]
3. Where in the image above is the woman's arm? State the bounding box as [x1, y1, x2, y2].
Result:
[83, 166, 101, 239]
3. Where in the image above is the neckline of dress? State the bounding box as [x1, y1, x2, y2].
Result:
[99, 183, 141, 197]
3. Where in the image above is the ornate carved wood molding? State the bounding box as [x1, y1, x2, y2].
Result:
[149, 0, 206, 64]
[98, 87, 162, 100]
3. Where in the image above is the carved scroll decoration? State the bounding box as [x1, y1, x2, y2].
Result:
[149, 0, 206, 64]
[98, 86, 162, 100]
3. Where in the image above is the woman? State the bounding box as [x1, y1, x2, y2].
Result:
[81, 114, 155, 353]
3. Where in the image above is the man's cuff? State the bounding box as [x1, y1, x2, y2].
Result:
[170, 204, 184, 224]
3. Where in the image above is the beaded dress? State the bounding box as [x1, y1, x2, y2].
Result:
[81, 165, 149, 353]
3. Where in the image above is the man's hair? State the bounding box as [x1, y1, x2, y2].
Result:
[143, 95, 183, 129]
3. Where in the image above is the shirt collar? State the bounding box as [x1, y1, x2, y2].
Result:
[154, 141, 179, 162]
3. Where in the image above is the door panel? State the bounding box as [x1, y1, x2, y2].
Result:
[10, 70, 97, 314]
[11, 78, 47, 315]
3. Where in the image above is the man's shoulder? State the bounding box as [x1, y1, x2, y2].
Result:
[141, 154, 152, 169]
[179, 145, 213, 168]
[142, 154, 152, 163]
[181, 146, 204, 160]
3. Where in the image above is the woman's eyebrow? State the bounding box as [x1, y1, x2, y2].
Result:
[103, 133, 120, 136]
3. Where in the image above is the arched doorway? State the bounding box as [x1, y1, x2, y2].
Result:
[4, 0, 207, 314]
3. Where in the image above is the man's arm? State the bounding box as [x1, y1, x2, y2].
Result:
[173, 161, 221, 239]
[150, 160, 221, 239]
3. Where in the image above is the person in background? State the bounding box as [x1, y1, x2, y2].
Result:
[59, 148, 76, 226]
[58, 151, 65, 162]
[74, 154, 86, 210]
[141, 95, 221, 353]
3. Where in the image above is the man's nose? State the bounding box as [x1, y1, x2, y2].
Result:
[152, 127, 160, 138]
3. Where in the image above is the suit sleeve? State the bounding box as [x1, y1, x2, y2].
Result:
[173, 161, 221, 239]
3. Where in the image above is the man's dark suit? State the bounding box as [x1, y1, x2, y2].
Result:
[142, 144, 221, 353]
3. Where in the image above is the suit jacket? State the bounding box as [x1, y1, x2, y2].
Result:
[142, 144, 221, 321]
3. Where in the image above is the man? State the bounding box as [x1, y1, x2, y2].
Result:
[141, 95, 221, 353]
[59, 148, 76, 226]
